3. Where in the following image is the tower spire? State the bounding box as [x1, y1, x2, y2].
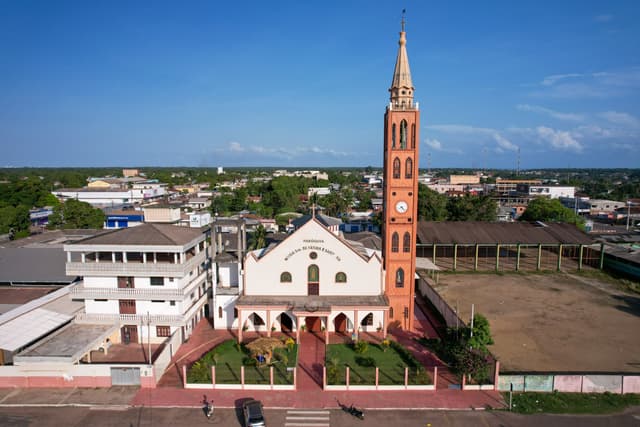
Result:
[389, 9, 414, 107]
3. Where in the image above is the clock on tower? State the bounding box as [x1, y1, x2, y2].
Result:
[382, 14, 420, 332]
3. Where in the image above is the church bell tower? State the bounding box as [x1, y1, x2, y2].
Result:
[383, 14, 420, 331]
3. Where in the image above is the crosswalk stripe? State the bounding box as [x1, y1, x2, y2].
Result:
[286, 416, 330, 421]
[284, 424, 330, 427]
[287, 410, 330, 415]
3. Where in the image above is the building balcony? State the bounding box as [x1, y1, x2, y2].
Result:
[74, 312, 185, 327]
[66, 250, 207, 278]
[70, 271, 209, 301]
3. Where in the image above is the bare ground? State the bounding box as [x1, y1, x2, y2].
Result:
[434, 272, 640, 373]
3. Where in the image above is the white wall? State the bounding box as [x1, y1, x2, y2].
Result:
[244, 220, 382, 297]
[214, 295, 239, 330]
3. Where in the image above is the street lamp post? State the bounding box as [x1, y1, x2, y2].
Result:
[627, 201, 632, 231]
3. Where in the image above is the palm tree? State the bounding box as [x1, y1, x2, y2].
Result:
[249, 224, 267, 250]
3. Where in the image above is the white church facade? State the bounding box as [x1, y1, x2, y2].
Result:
[213, 217, 390, 343]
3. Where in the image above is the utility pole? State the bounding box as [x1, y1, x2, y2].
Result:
[627, 201, 632, 231]
[147, 311, 151, 365]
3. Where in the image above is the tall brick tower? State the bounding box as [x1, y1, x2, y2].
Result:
[383, 15, 419, 331]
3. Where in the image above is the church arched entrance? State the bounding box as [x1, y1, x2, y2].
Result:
[334, 313, 348, 333]
[305, 316, 321, 332]
[279, 313, 293, 332]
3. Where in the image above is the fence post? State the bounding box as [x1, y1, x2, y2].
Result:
[270, 366, 274, 390]
[404, 367, 408, 390]
[375, 367, 379, 390]
[293, 366, 297, 389]
[599, 243, 605, 270]
[474, 244, 479, 271]
[461, 373, 466, 390]
[212, 365, 216, 389]
[241, 366, 245, 390]
[323, 366, 326, 389]
[495, 244, 500, 271]
[578, 244, 584, 270]
[346, 366, 350, 390]
[432, 243, 437, 265]
[557, 244, 563, 271]
[516, 244, 521, 271]
[182, 365, 187, 388]
[453, 244, 458, 271]
[433, 366, 438, 390]
[494, 361, 500, 391]
[537, 244, 542, 271]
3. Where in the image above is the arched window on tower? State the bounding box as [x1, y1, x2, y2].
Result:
[391, 232, 399, 252]
[396, 268, 405, 288]
[389, 307, 394, 319]
[400, 120, 407, 148]
[392, 123, 396, 148]
[393, 157, 401, 179]
[411, 124, 416, 148]
[403, 232, 411, 252]
[405, 157, 413, 179]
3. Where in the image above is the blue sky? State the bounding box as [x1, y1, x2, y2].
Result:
[1, 1, 639, 168]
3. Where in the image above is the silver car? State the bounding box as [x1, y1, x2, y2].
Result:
[242, 399, 266, 427]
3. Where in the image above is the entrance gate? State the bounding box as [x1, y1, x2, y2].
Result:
[110, 367, 141, 386]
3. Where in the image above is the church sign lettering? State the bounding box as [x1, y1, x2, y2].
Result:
[284, 242, 341, 261]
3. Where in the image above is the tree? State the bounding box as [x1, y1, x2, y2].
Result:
[520, 197, 583, 226]
[467, 314, 494, 353]
[249, 224, 267, 250]
[48, 199, 104, 230]
[417, 184, 448, 221]
[0, 205, 30, 236]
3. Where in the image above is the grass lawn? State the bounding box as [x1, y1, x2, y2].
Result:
[325, 341, 431, 386]
[187, 339, 298, 385]
[505, 391, 640, 414]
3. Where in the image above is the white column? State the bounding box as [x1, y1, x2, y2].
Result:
[153, 252, 157, 264]
[123, 252, 128, 263]
[112, 252, 116, 263]
[81, 253, 86, 263]
[174, 253, 178, 264]
[143, 253, 147, 264]
[66, 252, 71, 262]
[180, 252, 185, 264]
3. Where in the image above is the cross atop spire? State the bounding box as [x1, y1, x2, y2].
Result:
[401, 8, 406, 32]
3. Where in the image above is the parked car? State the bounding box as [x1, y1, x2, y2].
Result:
[242, 399, 266, 427]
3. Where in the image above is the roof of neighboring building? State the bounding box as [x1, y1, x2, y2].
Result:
[236, 294, 388, 309]
[69, 223, 205, 247]
[344, 232, 382, 251]
[292, 214, 342, 229]
[0, 308, 73, 352]
[417, 221, 593, 245]
[0, 248, 76, 284]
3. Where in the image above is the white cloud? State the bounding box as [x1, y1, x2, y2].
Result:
[516, 104, 584, 121]
[598, 111, 640, 127]
[229, 141, 245, 152]
[425, 138, 442, 150]
[426, 124, 517, 153]
[492, 133, 518, 151]
[541, 73, 584, 86]
[536, 126, 583, 152]
[594, 14, 613, 23]
[531, 67, 640, 98]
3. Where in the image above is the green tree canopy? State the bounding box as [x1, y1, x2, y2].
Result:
[520, 197, 584, 226]
[417, 184, 448, 221]
[48, 199, 104, 230]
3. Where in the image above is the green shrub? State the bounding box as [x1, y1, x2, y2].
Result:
[355, 356, 376, 367]
[353, 340, 369, 354]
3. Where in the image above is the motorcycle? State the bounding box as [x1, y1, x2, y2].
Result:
[336, 398, 364, 420]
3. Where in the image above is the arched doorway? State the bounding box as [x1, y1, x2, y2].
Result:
[279, 312, 293, 332]
[305, 316, 321, 332]
[334, 313, 348, 333]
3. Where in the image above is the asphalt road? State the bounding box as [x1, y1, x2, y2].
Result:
[0, 406, 638, 427]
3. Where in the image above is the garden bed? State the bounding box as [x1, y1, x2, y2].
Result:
[325, 340, 431, 386]
[187, 339, 298, 385]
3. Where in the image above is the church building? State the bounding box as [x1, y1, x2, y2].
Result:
[213, 20, 420, 338]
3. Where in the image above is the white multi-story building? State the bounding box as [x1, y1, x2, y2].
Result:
[53, 181, 166, 207]
[65, 224, 211, 344]
[214, 216, 389, 343]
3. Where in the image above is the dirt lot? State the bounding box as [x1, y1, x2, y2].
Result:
[434, 272, 640, 373]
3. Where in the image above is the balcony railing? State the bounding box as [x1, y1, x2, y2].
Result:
[74, 312, 185, 326]
[70, 271, 209, 301]
[66, 251, 207, 277]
